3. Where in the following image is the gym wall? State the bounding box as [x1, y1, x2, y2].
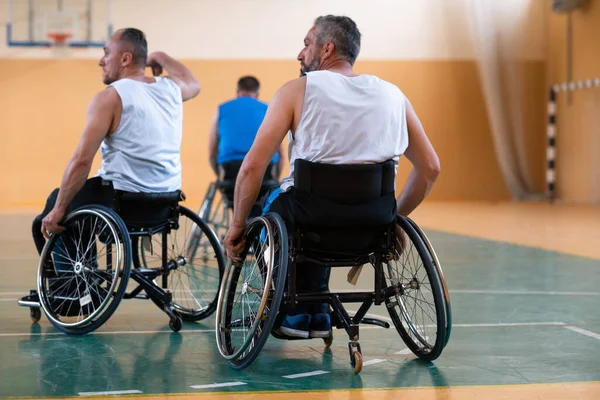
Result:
[0, 0, 547, 208]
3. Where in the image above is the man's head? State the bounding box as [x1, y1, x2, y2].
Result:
[99, 28, 148, 85]
[297, 15, 361, 74]
[237, 76, 260, 98]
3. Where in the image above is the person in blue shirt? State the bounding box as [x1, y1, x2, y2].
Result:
[208, 76, 284, 213]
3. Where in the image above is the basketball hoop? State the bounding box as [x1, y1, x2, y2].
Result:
[47, 32, 73, 47]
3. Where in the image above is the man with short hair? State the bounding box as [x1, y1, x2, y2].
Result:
[35, 27, 200, 252]
[208, 75, 284, 178]
[224, 15, 440, 339]
[208, 76, 284, 214]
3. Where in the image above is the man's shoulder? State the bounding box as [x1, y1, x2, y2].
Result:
[219, 97, 269, 109]
[218, 98, 239, 108]
[91, 86, 120, 106]
[362, 74, 404, 96]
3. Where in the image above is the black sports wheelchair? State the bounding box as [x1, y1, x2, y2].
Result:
[215, 159, 452, 373]
[18, 185, 226, 334]
[187, 160, 279, 256]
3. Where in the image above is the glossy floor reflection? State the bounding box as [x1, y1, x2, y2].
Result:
[1, 209, 599, 399]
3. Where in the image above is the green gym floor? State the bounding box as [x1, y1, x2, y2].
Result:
[1, 203, 599, 399]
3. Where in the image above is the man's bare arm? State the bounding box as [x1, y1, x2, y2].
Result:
[208, 110, 219, 176]
[396, 100, 440, 217]
[275, 145, 285, 179]
[53, 89, 118, 213]
[231, 80, 302, 227]
[147, 51, 200, 101]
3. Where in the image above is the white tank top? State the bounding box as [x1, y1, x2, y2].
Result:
[281, 71, 409, 191]
[96, 77, 183, 192]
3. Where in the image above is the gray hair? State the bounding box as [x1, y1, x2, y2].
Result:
[313, 15, 361, 65]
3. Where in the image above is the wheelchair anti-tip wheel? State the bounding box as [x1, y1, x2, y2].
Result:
[383, 216, 449, 361]
[37, 205, 132, 335]
[215, 213, 288, 370]
[132, 206, 226, 322]
[30, 307, 41, 323]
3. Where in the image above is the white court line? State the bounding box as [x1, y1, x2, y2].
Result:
[283, 370, 329, 379]
[79, 390, 142, 396]
[348, 310, 566, 329]
[565, 326, 600, 341]
[451, 289, 600, 296]
[396, 348, 413, 355]
[0, 328, 213, 338]
[363, 358, 387, 366]
[190, 382, 246, 389]
[454, 322, 566, 328]
[0, 321, 567, 338]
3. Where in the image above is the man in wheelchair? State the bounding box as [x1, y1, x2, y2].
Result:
[207, 76, 285, 217]
[35, 28, 200, 249]
[21, 28, 222, 333]
[224, 15, 440, 341]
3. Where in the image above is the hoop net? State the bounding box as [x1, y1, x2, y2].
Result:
[47, 32, 73, 47]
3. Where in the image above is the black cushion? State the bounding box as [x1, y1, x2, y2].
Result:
[114, 190, 183, 229]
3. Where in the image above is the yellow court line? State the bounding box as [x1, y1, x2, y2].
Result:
[11, 381, 600, 400]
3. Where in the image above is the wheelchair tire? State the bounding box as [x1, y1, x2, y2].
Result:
[188, 184, 229, 258]
[37, 205, 132, 335]
[405, 217, 452, 347]
[215, 213, 288, 369]
[384, 215, 448, 361]
[132, 206, 226, 322]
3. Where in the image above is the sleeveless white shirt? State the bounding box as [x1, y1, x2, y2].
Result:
[96, 77, 183, 192]
[281, 70, 409, 191]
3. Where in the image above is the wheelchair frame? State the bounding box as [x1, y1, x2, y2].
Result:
[216, 212, 451, 373]
[19, 199, 226, 335]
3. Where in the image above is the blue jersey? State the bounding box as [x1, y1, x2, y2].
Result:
[217, 97, 279, 164]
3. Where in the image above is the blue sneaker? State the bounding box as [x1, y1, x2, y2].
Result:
[276, 314, 311, 338]
[309, 313, 331, 338]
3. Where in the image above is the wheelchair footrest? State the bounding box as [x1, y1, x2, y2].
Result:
[18, 290, 40, 308]
[357, 317, 390, 329]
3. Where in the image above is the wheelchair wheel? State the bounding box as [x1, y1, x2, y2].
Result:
[383, 216, 448, 361]
[188, 184, 229, 259]
[37, 205, 131, 335]
[405, 217, 452, 347]
[215, 213, 288, 369]
[132, 206, 225, 321]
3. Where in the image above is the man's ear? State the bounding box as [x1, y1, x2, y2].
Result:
[121, 52, 133, 67]
[323, 42, 335, 59]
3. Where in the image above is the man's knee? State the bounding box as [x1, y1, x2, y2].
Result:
[32, 215, 45, 255]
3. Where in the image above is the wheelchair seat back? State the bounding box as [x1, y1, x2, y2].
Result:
[113, 190, 183, 230]
[218, 160, 279, 207]
[292, 159, 397, 256]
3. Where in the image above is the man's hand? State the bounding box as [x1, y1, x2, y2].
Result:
[41, 207, 66, 239]
[394, 224, 407, 258]
[146, 52, 164, 76]
[146, 51, 200, 101]
[224, 224, 246, 261]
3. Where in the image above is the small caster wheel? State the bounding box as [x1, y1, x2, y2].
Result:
[30, 308, 41, 323]
[169, 316, 182, 332]
[351, 351, 363, 374]
[323, 330, 333, 349]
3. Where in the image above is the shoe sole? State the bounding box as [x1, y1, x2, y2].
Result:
[309, 329, 330, 338]
[277, 326, 309, 339]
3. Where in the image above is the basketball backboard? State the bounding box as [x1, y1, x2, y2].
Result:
[6, 0, 112, 47]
